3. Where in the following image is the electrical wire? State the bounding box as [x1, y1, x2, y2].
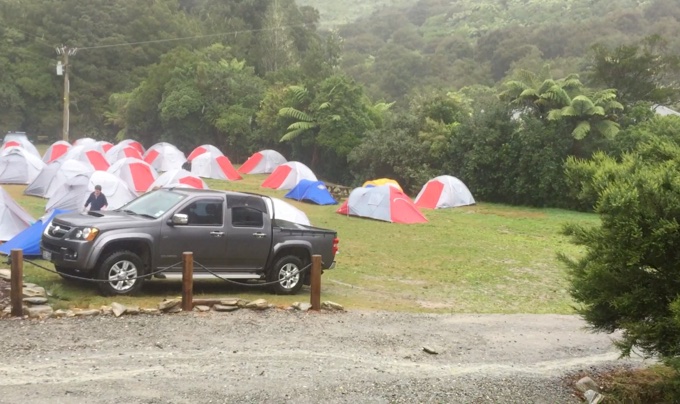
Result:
[78, 23, 309, 51]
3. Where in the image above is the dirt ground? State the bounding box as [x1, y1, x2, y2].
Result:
[0, 310, 647, 403]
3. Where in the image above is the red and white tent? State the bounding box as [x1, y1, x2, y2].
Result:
[191, 153, 242, 181]
[46, 171, 137, 212]
[63, 145, 110, 171]
[105, 143, 143, 164]
[414, 175, 475, 209]
[2, 134, 41, 158]
[117, 139, 145, 155]
[107, 158, 159, 194]
[144, 142, 186, 172]
[336, 185, 428, 224]
[238, 149, 287, 174]
[42, 140, 72, 163]
[187, 144, 223, 162]
[0, 147, 46, 184]
[261, 161, 316, 190]
[147, 169, 208, 191]
[25, 159, 93, 198]
[0, 186, 34, 241]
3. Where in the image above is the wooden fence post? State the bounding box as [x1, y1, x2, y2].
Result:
[10, 249, 23, 317]
[182, 252, 193, 311]
[310, 254, 321, 311]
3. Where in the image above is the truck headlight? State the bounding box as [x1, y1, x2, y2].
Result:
[73, 227, 99, 241]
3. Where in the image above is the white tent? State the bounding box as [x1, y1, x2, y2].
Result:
[46, 171, 138, 212]
[62, 144, 110, 171]
[143, 142, 186, 172]
[2, 132, 41, 158]
[147, 169, 208, 191]
[0, 186, 34, 241]
[265, 197, 311, 226]
[42, 140, 72, 163]
[190, 152, 242, 181]
[0, 147, 46, 184]
[261, 161, 317, 190]
[105, 143, 143, 163]
[117, 139, 145, 155]
[26, 159, 93, 198]
[45, 160, 94, 199]
[107, 158, 158, 194]
[414, 175, 475, 209]
[187, 144, 223, 161]
[238, 149, 287, 174]
[73, 137, 97, 147]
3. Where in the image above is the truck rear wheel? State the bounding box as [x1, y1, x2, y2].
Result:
[96, 251, 145, 296]
[268, 255, 304, 295]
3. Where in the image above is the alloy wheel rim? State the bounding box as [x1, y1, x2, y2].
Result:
[107, 260, 138, 291]
[278, 263, 300, 289]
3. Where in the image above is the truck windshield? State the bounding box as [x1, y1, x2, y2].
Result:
[116, 190, 186, 218]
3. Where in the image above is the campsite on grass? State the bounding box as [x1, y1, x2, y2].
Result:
[0, 139, 595, 314]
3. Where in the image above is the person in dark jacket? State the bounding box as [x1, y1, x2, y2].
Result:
[84, 184, 108, 211]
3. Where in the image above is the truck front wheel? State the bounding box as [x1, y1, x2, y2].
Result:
[96, 251, 145, 296]
[268, 255, 304, 295]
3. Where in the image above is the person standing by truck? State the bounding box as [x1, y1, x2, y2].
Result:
[84, 184, 108, 211]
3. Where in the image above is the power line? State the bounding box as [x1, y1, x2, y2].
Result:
[2, 25, 55, 49]
[78, 23, 308, 51]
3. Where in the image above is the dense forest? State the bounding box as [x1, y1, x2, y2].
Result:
[1, 0, 680, 210]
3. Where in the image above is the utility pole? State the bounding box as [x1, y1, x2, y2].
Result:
[56, 45, 77, 142]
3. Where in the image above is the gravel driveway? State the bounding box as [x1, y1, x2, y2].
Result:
[0, 310, 645, 403]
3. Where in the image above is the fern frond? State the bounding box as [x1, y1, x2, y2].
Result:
[286, 121, 317, 131]
[572, 121, 591, 140]
[280, 128, 308, 142]
[287, 85, 308, 104]
[279, 107, 313, 121]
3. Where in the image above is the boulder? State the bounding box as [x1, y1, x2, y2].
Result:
[245, 299, 269, 310]
[321, 301, 344, 311]
[25, 305, 53, 319]
[111, 302, 126, 317]
[158, 299, 180, 312]
[213, 304, 239, 312]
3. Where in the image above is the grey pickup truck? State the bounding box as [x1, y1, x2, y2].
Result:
[40, 188, 339, 296]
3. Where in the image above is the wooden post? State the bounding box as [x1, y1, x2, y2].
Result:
[10, 249, 23, 317]
[182, 252, 193, 312]
[310, 254, 321, 311]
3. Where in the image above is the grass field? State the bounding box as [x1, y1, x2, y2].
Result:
[1, 146, 598, 313]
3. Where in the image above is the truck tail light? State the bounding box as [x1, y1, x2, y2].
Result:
[332, 237, 339, 255]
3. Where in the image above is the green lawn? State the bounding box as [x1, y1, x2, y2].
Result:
[1, 147, 597, 313]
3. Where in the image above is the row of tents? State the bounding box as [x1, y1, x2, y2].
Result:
[0, 135, 476, 254]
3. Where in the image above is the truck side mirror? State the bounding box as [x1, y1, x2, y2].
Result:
[169, 213, 188, 226]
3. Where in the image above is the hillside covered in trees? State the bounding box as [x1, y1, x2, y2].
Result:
[1, 0, 680, 209]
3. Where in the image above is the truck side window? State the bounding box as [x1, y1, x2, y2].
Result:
[179, 199, 223, 226]
[231, 206, 263, 227]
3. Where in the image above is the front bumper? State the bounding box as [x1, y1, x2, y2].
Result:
[40, 238, 96, 273]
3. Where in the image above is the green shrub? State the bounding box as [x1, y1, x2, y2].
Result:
[561, 137, 680, 377]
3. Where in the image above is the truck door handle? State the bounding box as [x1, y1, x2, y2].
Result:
[210, 231, 224, 237]
[252, 232, 266, 238]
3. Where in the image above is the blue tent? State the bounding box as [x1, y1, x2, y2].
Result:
[285, 179, 337, 205]
[0, 209, 70, 256]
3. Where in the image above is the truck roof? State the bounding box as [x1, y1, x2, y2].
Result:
[162, 187, 267, 199]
